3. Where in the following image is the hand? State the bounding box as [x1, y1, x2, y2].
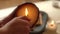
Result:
[1, 16, 30, 34]
[0, 11, 16, 27]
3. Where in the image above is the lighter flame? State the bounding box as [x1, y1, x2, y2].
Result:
[25, 8, 28, 16]
[51, 20, 55, 24]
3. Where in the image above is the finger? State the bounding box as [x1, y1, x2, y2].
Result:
[1, 17, 30, 31]
[14, 16, 31, 26]
[9, 17, 30, 26]
[0, 20, 3, 23]
[16, 16, 30, 21]
[0, 18, 30, 34]
[2, 17, 30, 28]
[1, 10, 16, 26]
[18, 19, 30, 26]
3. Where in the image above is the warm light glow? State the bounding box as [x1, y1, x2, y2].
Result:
[25, 8, 28, 16]
[51, 20, 55, 24]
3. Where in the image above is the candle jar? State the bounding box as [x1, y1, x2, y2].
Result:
[15, 3, 39, 27]
[14, 3, 48, 34]
[44, 20, 57, 34]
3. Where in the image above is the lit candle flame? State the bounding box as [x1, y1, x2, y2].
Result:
[25, 8, 28, 16]
[51, 20, 55, 25]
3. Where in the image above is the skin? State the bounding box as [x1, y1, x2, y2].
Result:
[0, 11, 30, 34]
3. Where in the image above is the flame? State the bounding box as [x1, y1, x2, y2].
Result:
[51, 20, 55, 24]
[25, 8, 28, 16]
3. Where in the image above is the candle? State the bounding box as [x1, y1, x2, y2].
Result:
[47, 20, 57, 31]
[45, 20, 57, 34]
[16, 3, 39, 27]
[50, 20, 56, 29]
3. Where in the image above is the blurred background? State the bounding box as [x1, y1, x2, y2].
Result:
[0, 0, 60, 23]
[0, 0, 60, 34]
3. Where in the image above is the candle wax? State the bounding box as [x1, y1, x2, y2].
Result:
[47, 23, 57, 30]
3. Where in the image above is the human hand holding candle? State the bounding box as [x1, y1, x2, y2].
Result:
[0, 6, 31, 34]
[0, 16, 30, 34]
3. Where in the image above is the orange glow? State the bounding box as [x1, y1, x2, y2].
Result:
[25, 8, 28, 16]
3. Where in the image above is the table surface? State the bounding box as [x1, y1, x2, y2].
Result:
[0, 1, 60, 34]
